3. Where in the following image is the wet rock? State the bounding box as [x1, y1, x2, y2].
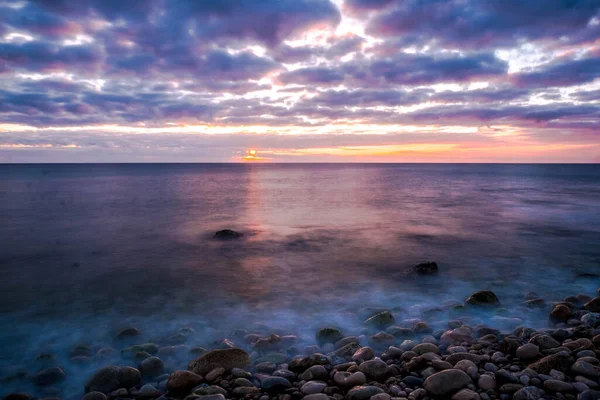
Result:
[423, 369, 471, 396]
[194, 395, 225, 400]
[528, 351, 573, 374]
[140, 357, 164, 377]
[478, 374, 496, 390]
[316, 327, 344, 346]
[332, 371, 367, 387]
[364, 310, 396, 330]
[302, 395, 328, 400]
[412, 321, 433, 334]
[446, 353, 483, 365]
[516, 344, 540, 360]
[582, 313, 600, 328]
[513, 386, 541, 400]
[300, 381, 327, 395]
[138, 384, 162, 398]
[260, 377, 291, 394]
[188, 348, 251, 375]
[544, 379, 574, 392]
[346, 386, 384, 400]
[412, 343, 438, 355]
[452, 389, 480, 400]
[386, 326, 415, 339]
[166, 370, 203, 396]
[117, 327, 142, 341]
[330, 342, 361, 361]
[254, 362, 276, 374]
[213, 229, 243, 239]
[204, 367, 224, 382]
[358, 358, 390, 381]
[299, 365, 328, 381]
[529, 334, 560, 350]
[85, 366, 142, 393]
[289, 353, 330, 372]
[352, 346, 375, 362]
[571, 360, 600, 378]
[440, 327, 473, 345]
[413, 262, 439, 275]
[192, 386, 227, 396]
[33, 367, 66, 386]
[585, 297, 600, 313]
[231, 387, 259, 396]
[465, 291, 499, 306]
[550, 304, 572, 323]
[368, 332, 395, 347]
[82, 392, 107, 400]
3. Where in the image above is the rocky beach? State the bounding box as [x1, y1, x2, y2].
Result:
[2, 261, 600, 400]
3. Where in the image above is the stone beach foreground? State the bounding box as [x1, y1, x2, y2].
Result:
[2, 266, 600, 400]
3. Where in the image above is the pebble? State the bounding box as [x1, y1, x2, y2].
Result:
[423, 369, 472, 396]
[516, 344, 540, 360]
[544, 379, 574, 392]
[346, 386, 385, 400]
[300, 381, 327, 395]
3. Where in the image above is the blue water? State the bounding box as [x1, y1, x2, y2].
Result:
[0, 163, 599, 397]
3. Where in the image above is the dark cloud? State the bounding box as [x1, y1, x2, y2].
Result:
[0, 41, 103, 73]
[365, 0, 600, 49]
[511, 56, 600, 88]
[278, 67, 345, 85]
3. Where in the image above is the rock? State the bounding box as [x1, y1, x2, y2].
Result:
[413, 262, 439, 275]
[85, 366, 142, 393]
[478, 374, 496, 390]
[423, 369, 472, 396]
[117, 327, 142, 341]
[192, 386, 227, 396]
[386, 326, 415, 339]
[195, 396, 225, 400]
[302, 395, 329, 400]
[452, 389, 480, 400]
[441, 327, 473, 345]
[82, 392, 107, 400]
[33, 367, 66, 386]
[499, 383, 524, 394]
[412, 343, 438, 355]
[346, 386, 384, 400]
[571, 360, 600, 378]
[289, 353, 330, 372]
[544, 379, 574, 392]
[550, 304, 572, 323]
[585, 298, 600, 313]
[140, 357, 164, 377]
[299, 365, 329, 381]
[204, 367, 224, 382]
[529, 334, 560, 350]
[465, 291, 499, 306]
[167, 370, 203, 396]
[260, 377, 292, 394]
[364, 311, 396, 330]
[332, 371, 367, 387]
[352, 347, 375, 362]
[138, 384, 161, 398]
[446, 353, 482, 365]
[369, 332, 395, 347]
[188, 348, 251, 375]
[412, 321, 433, 334]
[316, 327, 344, 346]
[358, 358, 390, 381]
[582, 313, 600, 328]
[300, 381, 327, 395]
[213, 229, 243, 239]
[331, 342, 361, 361]
[231, 387, 259, 396]
[370, 394, 390, 400]
[528, 351, 573, 374]
[513, 386, 541, 400]
[516, 344, 540, 360]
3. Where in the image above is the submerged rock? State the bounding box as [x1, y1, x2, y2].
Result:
[33, 367, 66, 386]
[116, 327, 142, 341]
[465, 291, 499, 306]
[364, 310, 396, 330]
[84, 366, 141, 393]
[316, 327, 344, 346]
[188, 348, 251, 375]
[413, 262, 439, 275]
[213, 229, 243, 240]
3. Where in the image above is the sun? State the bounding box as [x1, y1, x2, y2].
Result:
[242, 148, 264, 161]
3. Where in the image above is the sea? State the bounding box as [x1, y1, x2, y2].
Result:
[0, 163, 599, 396]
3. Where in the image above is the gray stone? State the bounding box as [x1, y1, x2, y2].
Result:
[85, 366, 142, 393]
[140, 357, 164, 377]
[300, 381, 327, 395]
[571, 360, 600, 378]
[260, 377, 292, 394]
[346, 386, 385, 400]
[333, 371, 367, 387]
[188, 348, 251, 375]
[544, 379, 574, 392]
[423, 369, 472, 396]
[513, 386, 541, 400]
[516, 344, 540, 360]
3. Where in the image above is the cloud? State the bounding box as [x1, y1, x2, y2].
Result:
[511, 55, 600, 88]
[365, 0, 600, 49]
[278, 67, 345, 85]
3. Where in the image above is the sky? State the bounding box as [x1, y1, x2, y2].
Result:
[0, 0, 599, 163]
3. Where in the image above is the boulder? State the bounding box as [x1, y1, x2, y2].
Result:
[413, 262, 439, 275]
[167, 370, 203, 396]
[584, 297, 600, 313]
[465, 291, 499, 306]
[213, 229, 243, 239]
[364, 311, 396, 330]
[188, 348, 251, 375]
[346, 386, 384, 400]
[33, 367, 66, 386]
[423, 369, 472, 396]
[139, 356, 164, 377]
[550, 304, 571, 323]
[315, 327, 344, 346]
[528, 351, 573, 374]
[84, 366, 141, 393]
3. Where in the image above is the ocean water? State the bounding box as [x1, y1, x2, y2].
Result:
[1, 163, 599, 396]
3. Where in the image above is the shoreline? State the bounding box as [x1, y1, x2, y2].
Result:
[2, 287, 599, 400]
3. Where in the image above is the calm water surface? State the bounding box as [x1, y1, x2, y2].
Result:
[1, 163, 599, 395]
